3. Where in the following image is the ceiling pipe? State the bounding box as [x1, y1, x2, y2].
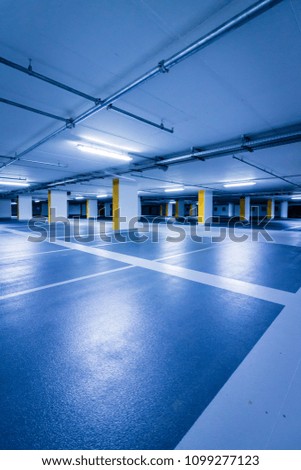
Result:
[0, 56, 98, 103]
[2, 121, 301, 196]
[0, 97, 69, 123]
[157, 127, 301, 165]
[72, 0, 282, 125]
[107, 104, 174, 133]
[0, 0, 282, 173]
[233, 155, 301, 189]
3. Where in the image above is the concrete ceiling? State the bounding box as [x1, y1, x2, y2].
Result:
[1, 0, 301, 201]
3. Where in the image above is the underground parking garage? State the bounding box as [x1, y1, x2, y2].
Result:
[0, 0, 301, 459]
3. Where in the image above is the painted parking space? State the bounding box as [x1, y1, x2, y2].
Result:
[159, 241, 301, 293]
[97, 235, 215, 260]
[0, 267, 282, 450]
[0, 249, 127, 297]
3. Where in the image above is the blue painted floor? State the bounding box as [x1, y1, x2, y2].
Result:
[0, 221, 301, 450]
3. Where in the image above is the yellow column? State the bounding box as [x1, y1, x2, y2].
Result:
[86, 200, 90, 219]
[165, 203, 168, 217]
[267, 199, 274, 219]
[160, 205, 163, 216]
[189, 204, 193, 216]
[198, 190, 205, 224]
[240, 197, 245, 220]
[112, 178, 120, 231]
[175, 201, 179, 218]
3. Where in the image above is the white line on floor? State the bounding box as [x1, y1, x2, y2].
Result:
[0, 265, 134, 301]
[3, 227, 294, 305]
[154, 243, 228, 261]
[1, 247, 71, 261]
[176, 288, 301, 450]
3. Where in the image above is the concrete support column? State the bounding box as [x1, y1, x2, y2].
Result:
[176, 200, 185, 218]
[240, 196, 250, 221]
[160, 205, 163, 216]
[104, 202, 111, 217]
[48, 190, 67, 222]
[228, 202, 234, 217]
[280, 200, 288, 219]
[18, 195, 32, 220]
[86, 199, 98, 219]
[198, 190, 213, 224]
[112, 179, 138, 231]
[166, 202, 173, 217]
[267, 199, 275, 219]
[0, 199, 12, 219]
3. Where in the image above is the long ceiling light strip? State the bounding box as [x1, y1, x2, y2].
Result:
[164, 187, 185, 192]
[77, 144, 132, 162]
[0, 181, 30, 187]
[223, 182, 256, 188]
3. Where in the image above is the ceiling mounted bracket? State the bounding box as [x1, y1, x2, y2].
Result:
[192, 147, 206, 161]
[241, 135, 254, 152]
[66, 118, 75, 129]
[158, 60, 169, 73]
[27, 58, 33, 73]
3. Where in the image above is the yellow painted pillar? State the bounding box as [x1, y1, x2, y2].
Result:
[240, 196, 250, 221]
[160, 205, 163, 216]
[175, 201, 179, 218]
[267, 199, 275, 219]
[189, 204, 193, 216]
[112, 178, 120, 231]
[165, 203, 168, 217]
[86, 200, 90, 219]
[198, 190, 212, 224]
[239, 197, 245, 221]
[198, 190, 205, 224]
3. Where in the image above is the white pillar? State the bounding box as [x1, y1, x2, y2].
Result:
[228, 202, 234, 217]
[267, 199, 275, 219]
[240, 196, 250, 221]
[0, 199, 12, 219]
[112, 179, 138, 231]
[48, 190, 67, 222]
[86, 199, 98, 218]
[104, 202, 111, 217]
[166, 202, 173, 217]
[198, 190, 213, 224]
[18, 195, 32, 220]
[280, 200, 288, 219]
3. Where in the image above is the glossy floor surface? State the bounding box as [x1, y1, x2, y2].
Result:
[0, 220, 301, 450]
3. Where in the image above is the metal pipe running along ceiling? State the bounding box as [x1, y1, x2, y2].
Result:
[3, 123, 300, 198]
[0, 0, 283, 173]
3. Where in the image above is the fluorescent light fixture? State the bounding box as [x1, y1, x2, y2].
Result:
[34, 200, 40, 203]
[75, 196, 85, 200]
[77, 144, 132, 162]
[164, 187, 185, 193]
[11, 202, 17, 205]
[97, 194, 108, 198]
[223, 181, 256, 188]
[170, 200, 176, 204]
[0, 181, 30, 187]
[291, 196, 301, 200]
[48, 178, 77, 187]
[79, 136, 137, 153]
[159, 155, 190, 164]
